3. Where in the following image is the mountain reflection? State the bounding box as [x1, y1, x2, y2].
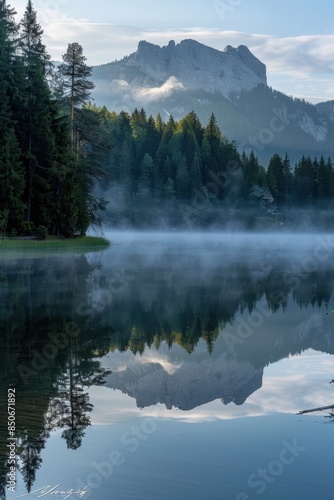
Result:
[1, 235, 334, 496]
[105, 348, 263, 410]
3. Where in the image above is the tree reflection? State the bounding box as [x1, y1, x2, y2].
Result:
[1, 246, 334, 496]
[99, 257, 334, 358]
[19, 436, 45, 493]
[0, 254, 111, 497]
[47, 338, 111, 450]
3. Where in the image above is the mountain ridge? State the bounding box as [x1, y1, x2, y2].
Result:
[93, 38, 267, 100]
[91, 39, 334, 165]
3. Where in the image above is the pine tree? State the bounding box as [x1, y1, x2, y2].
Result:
[184, 110, 204, 145]
[176, 155, 190, 198]
[119, 138, 133, 187]
[58, 44, 109, 234]
[139, 153, 154, 191]
[0, 1, 26, 234]
[326, 157, 334, 200]
[162, 155, 172, 182]
[0, 0, 18, 67]
[179, 115, 200, 165]
[191, 150, 202, 190]
[294, 156, 314, 205]
[204, 112, 222, 170]
[20, 1, 50, 68]
[267, 153, 284, 203]
[142, 115, 159, 158]
[164, 115, 177, 141]
[282, 153, 292, 219]
[18, 0, 55, 226]
[0, 126, 26, 233]
[0, 0, 20, 109]
[155, 113, 164, 135]
[242, 150, 261, 199]
[201, 137, 211, 184]
[60, 42, 94, 147]
[316, 156, 331, 203]
[163, 177, 175, 222]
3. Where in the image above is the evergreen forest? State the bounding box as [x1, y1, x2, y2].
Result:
[1, 0, 334, 236]
[86, 105, 334, 229]
[0, 0, 106, 238]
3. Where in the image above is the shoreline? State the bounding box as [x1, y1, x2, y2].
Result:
[0, 236, 110, 257]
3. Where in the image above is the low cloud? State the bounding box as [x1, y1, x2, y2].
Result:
[94, 76, 185, 107]
[134, 77, 185, 102]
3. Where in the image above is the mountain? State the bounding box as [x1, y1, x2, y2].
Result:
[104, 342, 263, 411]
[92, 38, 266, 106]
[92, 40, 334, 165]
[94, 39, 266, 97]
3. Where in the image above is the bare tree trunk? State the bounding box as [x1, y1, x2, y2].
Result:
[70, 64, 75, 147]
[298, 404, 334, 415]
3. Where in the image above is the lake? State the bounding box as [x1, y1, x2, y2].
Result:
[1, 231, 334, 500]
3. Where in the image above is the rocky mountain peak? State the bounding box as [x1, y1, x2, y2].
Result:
[108, 39, 267, 98]
[91, 38, 334, 169]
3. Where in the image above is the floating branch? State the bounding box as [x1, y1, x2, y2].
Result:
[298, 404, 334, 415]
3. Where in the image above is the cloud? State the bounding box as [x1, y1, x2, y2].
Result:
[94, 76, 185, 109]
[134, 77, 185, 102]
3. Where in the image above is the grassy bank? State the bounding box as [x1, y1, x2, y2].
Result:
[0, 236, 110, 257]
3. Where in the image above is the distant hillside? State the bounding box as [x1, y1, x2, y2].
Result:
[91, 40, 334, 165]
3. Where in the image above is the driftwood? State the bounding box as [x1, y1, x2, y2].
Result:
[298, 404, 334, 415]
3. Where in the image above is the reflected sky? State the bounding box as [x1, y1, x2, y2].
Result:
[7, 412, 334, 500]
[88, 348, 334, 424]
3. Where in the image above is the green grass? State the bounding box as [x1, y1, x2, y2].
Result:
[0, 236, 110, 258]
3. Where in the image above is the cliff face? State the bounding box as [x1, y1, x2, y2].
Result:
[94, 39, 267, 98]
[104, 345, 263, 411]
[91, 40, 334, 165]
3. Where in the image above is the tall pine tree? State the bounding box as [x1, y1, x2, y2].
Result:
[0, 0, 26, 233]
[19, 0, 55, 226]
[60, 42, 94, 148]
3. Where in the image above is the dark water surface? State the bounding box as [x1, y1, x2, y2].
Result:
[1, 232, 334, 500]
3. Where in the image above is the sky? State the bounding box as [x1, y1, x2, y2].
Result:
[12, 0, 334, 103]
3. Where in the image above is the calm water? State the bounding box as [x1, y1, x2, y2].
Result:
[1, 232, 334, 500]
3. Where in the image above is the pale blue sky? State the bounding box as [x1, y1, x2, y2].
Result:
[12, 0, 334, 102]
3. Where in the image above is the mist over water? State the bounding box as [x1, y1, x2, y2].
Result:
[102, 229, 332, 265]
[2, 230, 334, 500]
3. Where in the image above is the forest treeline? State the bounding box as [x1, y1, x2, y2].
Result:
[1, 1, 334, 235]
[87, 104, 334, 228]
[0, 0, 106, 238]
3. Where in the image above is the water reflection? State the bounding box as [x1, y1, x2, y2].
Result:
[0, 254, 111, 498]
[1, 233, 334, 497]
